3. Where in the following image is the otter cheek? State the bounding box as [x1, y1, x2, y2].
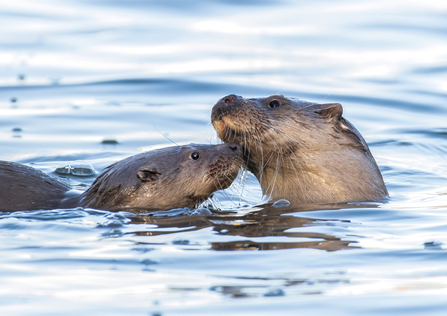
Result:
[222, 117, 239, 131]
[213, 120, 226, 139]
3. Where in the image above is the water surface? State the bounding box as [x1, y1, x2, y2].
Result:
[1, 0, 447, 315]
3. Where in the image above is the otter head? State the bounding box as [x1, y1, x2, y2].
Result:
[211, 94, 387, 203]
[211, 94, 368, 156]
[80, 143, 242, 211]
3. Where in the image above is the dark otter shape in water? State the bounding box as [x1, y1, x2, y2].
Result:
[0, 143, 242, 212]
[211, 95, 388, 204]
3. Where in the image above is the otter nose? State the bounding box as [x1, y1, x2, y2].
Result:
[222, 94, 238, 105]
[229, 144, 238, 152]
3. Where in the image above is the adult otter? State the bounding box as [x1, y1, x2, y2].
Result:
[0, 143, 242, 212]
[211, 95, 387, 204]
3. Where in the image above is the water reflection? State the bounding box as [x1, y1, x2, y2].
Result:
[126, 203, 377, 251]
[210, 214, 357, 251]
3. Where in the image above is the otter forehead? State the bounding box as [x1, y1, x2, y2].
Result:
[212, 94, 318, 117]
[127, 144, 228, 161]
[179, 143, 219, 152]
[211, 94, 368, 148]
[111, 143, 242, 177]
[248, 95, 289, 104]
[255, 95, 318, 111]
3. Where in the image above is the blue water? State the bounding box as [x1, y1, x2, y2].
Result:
[1, 0, 447, 315]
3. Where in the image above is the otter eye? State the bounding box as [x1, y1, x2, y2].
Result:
[191, 152, 200, 160]
[269, 100, 281, 108]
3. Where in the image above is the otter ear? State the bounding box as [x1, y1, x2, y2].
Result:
[137, 168, 161, 182]
[313, 103, 343, 122]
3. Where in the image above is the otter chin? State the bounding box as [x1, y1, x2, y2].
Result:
[211, 94, 388, 204]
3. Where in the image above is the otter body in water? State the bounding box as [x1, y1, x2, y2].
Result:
[0, 143, 242, 212]
[0, 161, 71, 211]
[211, 95, 387, 204]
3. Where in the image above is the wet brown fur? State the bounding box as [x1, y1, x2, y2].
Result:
[0, 144, 242, 212]
[79, 143, 242, 211]
[211, 95, 388, 204]
[0, 161, 70, 211]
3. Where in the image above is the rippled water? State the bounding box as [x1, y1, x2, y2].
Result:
[1, 0, 447, 315]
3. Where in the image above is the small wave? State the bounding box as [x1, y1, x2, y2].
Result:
[1, 209, 90, 220]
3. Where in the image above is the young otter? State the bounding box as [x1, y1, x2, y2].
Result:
[0, 161, 71, 211]
[78, 143, 242, 211]
[0, 143, 242, 212]
[211, 94, 387, 204]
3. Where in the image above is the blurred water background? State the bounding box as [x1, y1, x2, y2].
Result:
[1, 0, 447, 315]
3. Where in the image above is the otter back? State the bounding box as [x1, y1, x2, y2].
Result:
[0, 161, 70, 211]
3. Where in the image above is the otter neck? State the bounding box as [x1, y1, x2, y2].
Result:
[244, 146, 387, 204]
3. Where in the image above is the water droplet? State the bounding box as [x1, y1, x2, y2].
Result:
[424, 241, 443, 249]
[141, 259, 157, 265]
[264, 287, 285, 297]
[272, 199, 290, 208]
[102, 139, 119, 145]
[191, 208, 212, 215]
[55, 161, 96, 176]
[71, 161, 96, 176]
[172, 239, 189, 245]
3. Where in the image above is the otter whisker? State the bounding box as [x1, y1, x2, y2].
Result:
[288, 156, 307, 203]
[254, 129, 265, 184]
[237, 168, 248, 205]
[220, 173, 246, 205]
[266, 153, 282, 200]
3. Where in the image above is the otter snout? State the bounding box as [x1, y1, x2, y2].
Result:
[212, 94, 243, 119]
[220, 143, 241, 157]
[208, 143, 242, 185]
[215, 94, 243, 109]
[211, 95, 246, 138]
[222, 94, 239, 104]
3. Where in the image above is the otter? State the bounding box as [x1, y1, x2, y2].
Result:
[0, 143, 242, 212]
[0, 161, 71, 211]
[211, 94, 388, 204]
